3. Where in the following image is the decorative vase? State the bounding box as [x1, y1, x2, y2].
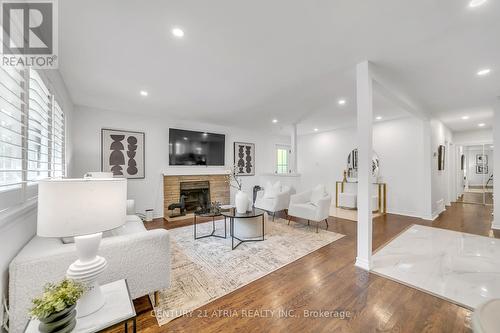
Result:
[235, 190, 248, 214]
[38, 304, 77, 333]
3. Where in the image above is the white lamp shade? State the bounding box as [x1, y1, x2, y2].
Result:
[37, 178, 127, 237]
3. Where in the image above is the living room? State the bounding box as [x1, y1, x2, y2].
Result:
[1, 1, 500, 333]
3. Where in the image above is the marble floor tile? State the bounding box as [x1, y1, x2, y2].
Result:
[372, 224, 500, 310]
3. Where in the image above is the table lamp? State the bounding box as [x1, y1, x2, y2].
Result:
[37, 178, 127, 317]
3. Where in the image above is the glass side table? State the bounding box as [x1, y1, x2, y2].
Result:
[25, 279, 136, 333]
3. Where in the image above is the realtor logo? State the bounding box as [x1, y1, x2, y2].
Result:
[1, 0, 58, 68]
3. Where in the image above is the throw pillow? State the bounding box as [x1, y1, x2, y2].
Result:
[263, 181, 282, 199]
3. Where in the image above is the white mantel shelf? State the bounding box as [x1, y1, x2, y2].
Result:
[163, 168, 229, 176]
[260, 173, 301, 178]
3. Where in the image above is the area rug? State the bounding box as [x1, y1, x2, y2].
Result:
[372, 224, 500, 310]
[153, 217, 344, 325]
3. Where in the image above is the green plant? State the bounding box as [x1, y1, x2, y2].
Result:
[30, 279, 86, 319]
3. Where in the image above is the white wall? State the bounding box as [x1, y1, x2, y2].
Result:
[0, 70, 74, 329]
[297, 116, 427, 218]
[465, 147, 493, 186]
[430, 119, 453, 217]
[71, 106, 289, 218]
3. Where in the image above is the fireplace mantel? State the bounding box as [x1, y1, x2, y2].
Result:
[163, 168, 229, 176]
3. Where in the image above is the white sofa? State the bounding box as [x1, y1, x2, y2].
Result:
[287, 185, 331, 232]
[8, 207, 170, 333]
[254, 183, 293, 220]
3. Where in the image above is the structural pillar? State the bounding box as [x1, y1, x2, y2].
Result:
[355, 61, 373, 270]
[493, 99, 500, 229]
[290, 123, 298, 174]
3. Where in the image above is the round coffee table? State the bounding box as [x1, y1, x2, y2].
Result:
[222, 208, 266, 250]
[193, 209, 226, 240]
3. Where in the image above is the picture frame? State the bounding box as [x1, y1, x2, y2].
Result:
[233, 142, 255, 176]
[437, 145, 445, 171]
[476, 165, 488, 174]
[101, 128, 145, 179]
[476, 154, 488, 165]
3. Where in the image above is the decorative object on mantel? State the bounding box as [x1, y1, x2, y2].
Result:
[437, 145, 445, 171]
[101, 128, 145, 178]
[225, 165, 248, 213]
[233, 142, 255, 176]
[30, 279, 85, 333]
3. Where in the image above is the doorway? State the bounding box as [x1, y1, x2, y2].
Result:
[456, 144, 493, 205]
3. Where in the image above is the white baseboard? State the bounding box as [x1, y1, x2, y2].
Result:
[354, 257, 372, 271]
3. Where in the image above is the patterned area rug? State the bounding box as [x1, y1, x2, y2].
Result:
[153, 217, 344, 325]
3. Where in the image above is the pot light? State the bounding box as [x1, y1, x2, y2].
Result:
[478, 123, 486, 127]
[140, 90, 148, 96]
[272, 119, 278, 123]
[461, 116, 470, 120]
[477, 68, 491, 76]
[172, 27, 184, 38]
[469, 0, 487, 8]
[375, 116, 383, 121]
[338, 99, 346, 105]
[314, 128, 319, 132]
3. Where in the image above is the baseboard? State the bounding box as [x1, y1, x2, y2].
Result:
[354, 257, 371, 271]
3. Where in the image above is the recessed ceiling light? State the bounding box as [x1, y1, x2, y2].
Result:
[314, 128, 319, 132]
[140, 90, 148, 96]
[183, 137, 188, 140]
[338, 99, 346, 105]
[272, 119, 278, 123]
[461, 116, 470, 120]
[477, 68, 491, 76]
[375, 116, 382, 120]
[172, 27, 184, 38]
[478, 123, 486, 127]
[469, 0, 487, 8]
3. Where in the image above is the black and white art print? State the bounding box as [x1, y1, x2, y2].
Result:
[233, 142, 255, 176]
[101, 129, 145, 179]
[476, 154, 488, 165]
[476, 165, 488, 174]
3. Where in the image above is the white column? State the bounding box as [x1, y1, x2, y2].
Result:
[493, 100, 500, 229]
[355, 61, 373, 270]
[421, 120, 433, 220]
[290, 123, 298, 173]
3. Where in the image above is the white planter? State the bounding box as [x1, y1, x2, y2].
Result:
[235, 190, 249, 214]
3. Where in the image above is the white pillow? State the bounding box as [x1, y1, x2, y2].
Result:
[263, 181, 282, 199]
[310, 184, 326, 206]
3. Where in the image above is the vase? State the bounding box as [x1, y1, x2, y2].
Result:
[235, 190, 248, 214]
[38, 304, 77, 333]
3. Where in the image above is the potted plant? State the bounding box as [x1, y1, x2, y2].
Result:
[225, 166, 248, 213]
[30, 279, 85, 333]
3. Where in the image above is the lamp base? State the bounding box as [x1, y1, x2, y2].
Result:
[66, 232, 108, 318]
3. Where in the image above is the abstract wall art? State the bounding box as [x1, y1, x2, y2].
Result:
[101, 128, 145, 179]
[233, 142, 255, 176]
[437, 145, 445, 171]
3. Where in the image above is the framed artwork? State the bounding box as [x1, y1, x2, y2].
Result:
[476, 154, 488, 165]
[476, 165, 488, 174]
[233, 142, 255, 176]
[101, 128, 145, 179]
[460, 154, 465, 170]
[437, 145, 445, 171]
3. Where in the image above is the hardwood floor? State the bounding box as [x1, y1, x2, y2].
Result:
[110, 202, 494, 333]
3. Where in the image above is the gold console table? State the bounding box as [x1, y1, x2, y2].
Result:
[335, 181, 387, 214]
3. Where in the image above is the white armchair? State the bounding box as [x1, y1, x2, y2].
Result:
[254, 183, 293, 221]
[287, 185, 331, 232]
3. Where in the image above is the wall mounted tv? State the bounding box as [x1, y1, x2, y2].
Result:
[169, 128, 225, 166]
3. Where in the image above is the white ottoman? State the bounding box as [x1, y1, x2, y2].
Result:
[339, 193, 357, 209]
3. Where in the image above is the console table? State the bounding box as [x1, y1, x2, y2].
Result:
[335, 181, 387, 213]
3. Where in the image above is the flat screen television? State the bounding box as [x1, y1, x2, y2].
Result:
[169, 128, 225, 166]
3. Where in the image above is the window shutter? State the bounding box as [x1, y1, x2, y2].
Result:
[52, 100, 65, 177]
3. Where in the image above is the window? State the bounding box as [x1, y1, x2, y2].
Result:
[276, 145, 290, 174]
[0, 66, 66, 212]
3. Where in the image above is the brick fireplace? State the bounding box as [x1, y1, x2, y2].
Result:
[163, 174, 230, 219]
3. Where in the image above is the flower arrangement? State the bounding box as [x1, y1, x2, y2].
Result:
[225, 165, 242, 191]
[30, 279, 86, 319]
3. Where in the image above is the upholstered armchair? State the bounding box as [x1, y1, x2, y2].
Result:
[254, 184, 293, 220]
[287, 185, 331, 232]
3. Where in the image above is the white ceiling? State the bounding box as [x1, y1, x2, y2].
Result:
[59, 0, 499, 135]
